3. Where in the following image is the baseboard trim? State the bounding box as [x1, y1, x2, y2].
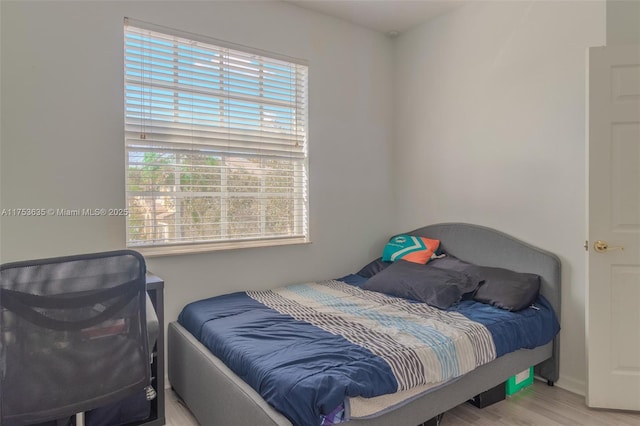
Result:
[556, 375, 586, 396]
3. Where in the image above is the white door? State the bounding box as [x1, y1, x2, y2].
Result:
[587, 44, 640, 410]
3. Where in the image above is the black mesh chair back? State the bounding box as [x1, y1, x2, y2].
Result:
[0, 250, 150, 426]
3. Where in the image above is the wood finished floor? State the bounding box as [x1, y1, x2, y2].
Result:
[165, 381, 640, 426]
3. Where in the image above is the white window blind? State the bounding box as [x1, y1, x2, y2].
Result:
[124, 19, 309, 251]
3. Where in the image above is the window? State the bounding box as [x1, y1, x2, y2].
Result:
[124, 19, 309, 253]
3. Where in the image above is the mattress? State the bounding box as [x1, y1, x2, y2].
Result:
[178, 277, 559, 426]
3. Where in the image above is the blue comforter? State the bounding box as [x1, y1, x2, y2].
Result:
[179, 278, 559, 426]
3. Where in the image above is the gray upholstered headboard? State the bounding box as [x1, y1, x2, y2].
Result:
[408, 223, 561, 382]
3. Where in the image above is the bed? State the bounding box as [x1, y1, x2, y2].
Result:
[168, 223, 561, 426]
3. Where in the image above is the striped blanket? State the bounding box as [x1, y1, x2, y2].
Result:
[248, 280, 496, 392]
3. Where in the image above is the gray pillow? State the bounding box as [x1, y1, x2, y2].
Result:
[362, 260, 476, 309]
[426, 256, 483, 295]
[473, 266, 541, 311]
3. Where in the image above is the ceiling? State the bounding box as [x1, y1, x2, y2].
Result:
[285, 0, 467, 35]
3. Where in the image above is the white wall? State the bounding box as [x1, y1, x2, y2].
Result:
[0, 1, 395, 327]
[393, 1, 605, 394]
[607, 0, 640, 45]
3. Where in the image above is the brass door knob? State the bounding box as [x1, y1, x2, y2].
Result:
[594, 240, 624, 253]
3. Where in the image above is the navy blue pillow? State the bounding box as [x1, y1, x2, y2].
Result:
[362, 260, 476, 309]
[472, 266, 541, 311]
[426, 256, 483, 295]
[356, 257, 392, 278]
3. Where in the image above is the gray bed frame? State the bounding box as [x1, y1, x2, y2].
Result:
[168, 223, 561, 426]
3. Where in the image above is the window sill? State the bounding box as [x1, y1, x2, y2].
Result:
[131, 237, 310, 258]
